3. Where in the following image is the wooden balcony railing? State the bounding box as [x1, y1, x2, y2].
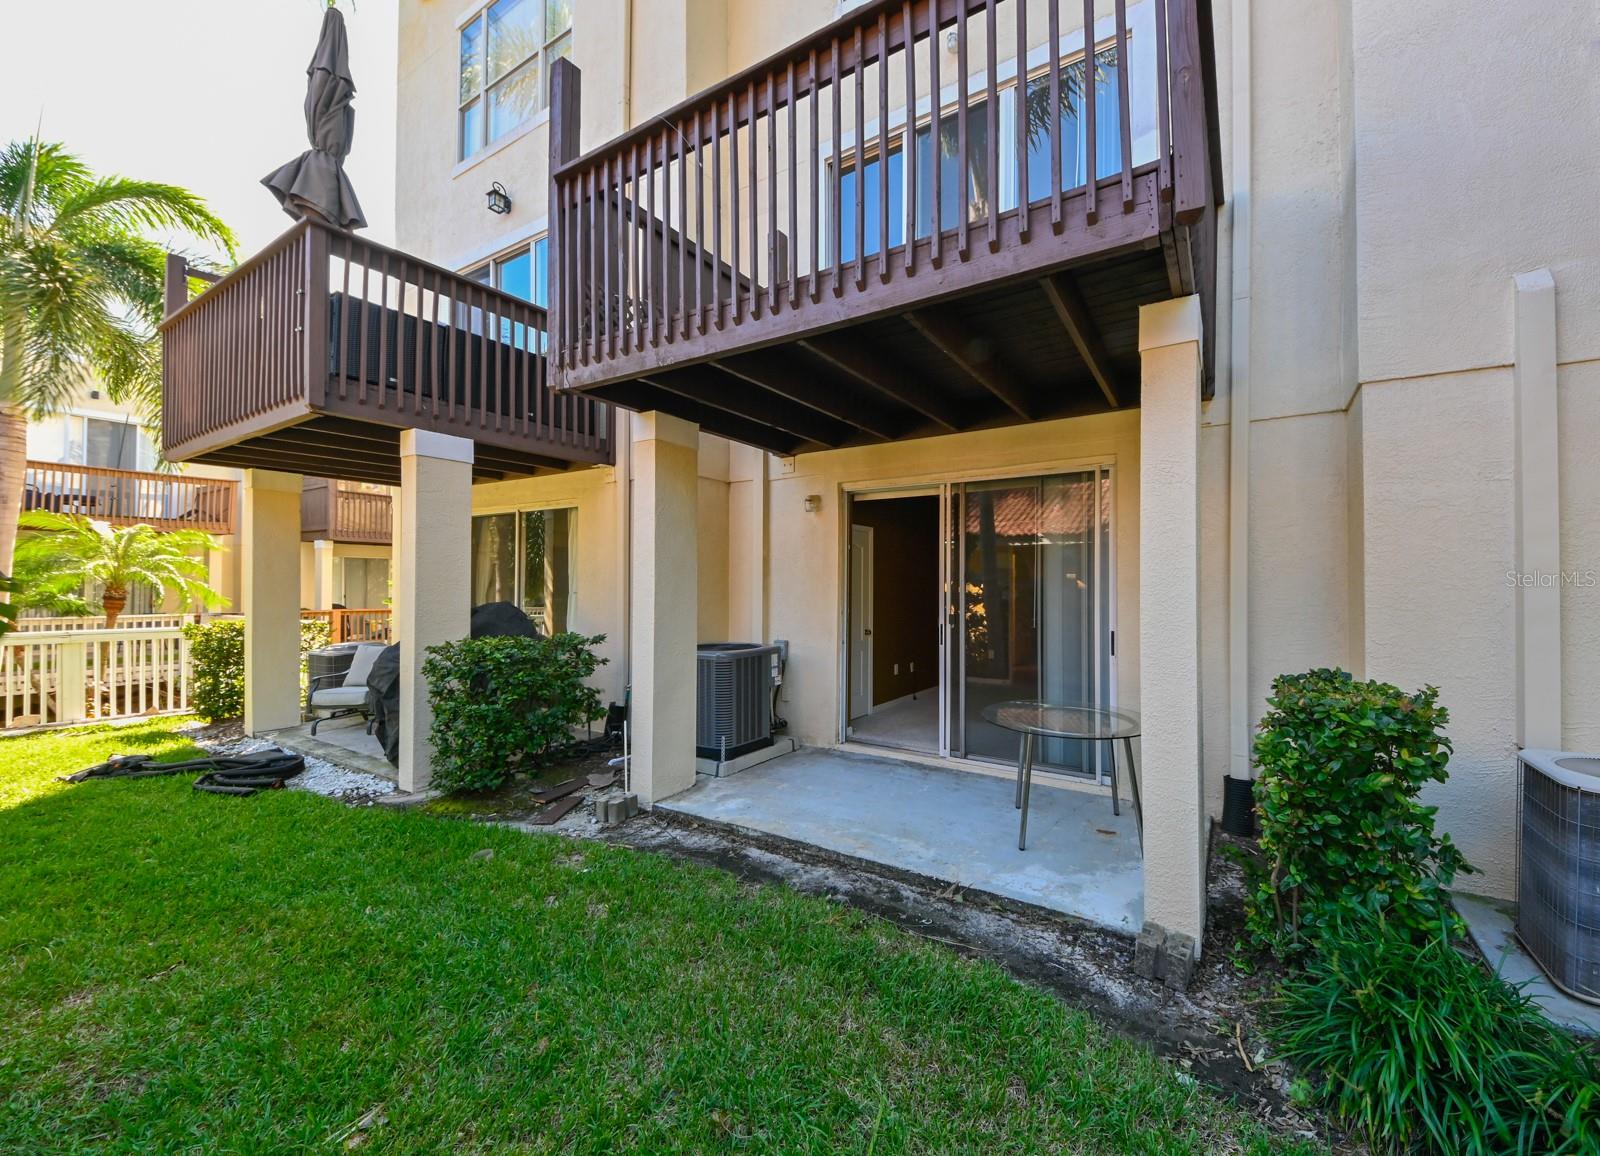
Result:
[301, 478, 392, 544]
[302, 608, 392, 644]
[22, 461, 237, 534]
[548, 0, 1220, 429]
[161, 221, 615, 484]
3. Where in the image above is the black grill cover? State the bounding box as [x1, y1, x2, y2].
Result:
[365, 644, 402, 765]
[470, 601, 542, 639]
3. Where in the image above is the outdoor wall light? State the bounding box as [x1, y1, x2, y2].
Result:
[804, 494, 822, 513]
[486, 182, 512, 215]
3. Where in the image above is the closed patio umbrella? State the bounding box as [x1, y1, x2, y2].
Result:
[261, 4, 367, 230]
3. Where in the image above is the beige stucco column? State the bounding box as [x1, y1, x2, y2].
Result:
[1138, 296, 1207, 952]
[312, 539, 336, 610]
[395, 430, 474, 793]
[630, 411, 700, 806]
[241, 469, 303, 735]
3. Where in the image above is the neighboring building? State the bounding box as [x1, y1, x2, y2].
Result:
[297, 478, 396, 616]
[161, 0, 1600, 960]
[21, 384, 241, 613]
[18, 386, 394, 623]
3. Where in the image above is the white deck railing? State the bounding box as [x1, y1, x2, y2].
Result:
[1, 627, 190, 729]
[15, 614, 191, 632]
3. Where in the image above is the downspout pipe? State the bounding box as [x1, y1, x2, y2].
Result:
[1223, 0, 1255, 829]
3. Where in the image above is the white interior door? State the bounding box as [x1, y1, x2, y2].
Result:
[848, 524, 874, 720]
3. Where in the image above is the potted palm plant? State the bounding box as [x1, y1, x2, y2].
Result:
[15, 511, 225, 625]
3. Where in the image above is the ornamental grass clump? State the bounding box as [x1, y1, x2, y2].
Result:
[1244, 668, 1471, 958]
[422, 633, 606, 792]
[1273, 906, 1600, 1156]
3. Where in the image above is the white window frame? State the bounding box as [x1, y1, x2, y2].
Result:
[463, 234, 550, 307]
[458, 0, 573, 162]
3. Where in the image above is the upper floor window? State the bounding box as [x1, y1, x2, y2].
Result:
[459, 0, 573, 161]
[465, 235, 549, 307]
[827, 44, 1124, 263]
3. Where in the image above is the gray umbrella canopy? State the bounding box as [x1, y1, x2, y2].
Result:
[262, 5, 367, 230]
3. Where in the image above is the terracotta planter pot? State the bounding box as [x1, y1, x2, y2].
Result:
[101, 591, 127, 629]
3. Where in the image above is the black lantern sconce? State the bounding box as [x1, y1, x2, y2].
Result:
[486, 182, 512, 215]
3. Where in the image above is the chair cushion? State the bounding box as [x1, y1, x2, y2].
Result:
[311, 686, 370, 709]
[343, 643, 387, 689]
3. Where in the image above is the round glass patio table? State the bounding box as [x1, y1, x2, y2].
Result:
[979, 701, 1142, 851]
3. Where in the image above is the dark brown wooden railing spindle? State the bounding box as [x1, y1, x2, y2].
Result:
[376, 249, 391, 409]
[1083, 0, 1098, 223]
[930, 9, 942, 265]
[1155, 0, 1172, 200]
[1016, 0, 1029, 240]
[679, 118, 690, 339]
[1049, 0, 1063, 229]
[710, 108, 724, 329]
[729, 92, 742, 323]
[1115, 0, 1134, 211]
[902, 1, 916, 276]
[337, 234, 352, 397]
[877, 12, 890, 284]
[985, 0, 999, 252]
[693, 110, 706, 335]
[747, 80, 761, 321]
[787, 59, 799, 308]
[809, 49, 821, 302]
[659, 127, 672, 340]
[830, 37, 843, 295]
[767, 72, 779, 314]
[956, 8, 970, 258]
[854, 26, 866, 291]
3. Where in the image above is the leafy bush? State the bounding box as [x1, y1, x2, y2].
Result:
[1274, 906, 1600, 1155]
[183, 619, 245, 721]
[181, 617, 340, 721]
[422, 633, 607, 793]
[300, 616, 331, 657]
[1244, 668, 1471, 957]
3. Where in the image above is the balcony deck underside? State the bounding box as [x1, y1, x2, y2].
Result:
[565, 176, 1209, 456]
[175, 410, 601, 487]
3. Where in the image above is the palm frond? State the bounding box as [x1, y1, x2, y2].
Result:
[0, 140, 91, 225]
[53, 178, 236, 259]
[16, 512, 226, 614]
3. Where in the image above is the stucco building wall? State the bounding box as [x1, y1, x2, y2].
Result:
[395, 0, 1600, 902]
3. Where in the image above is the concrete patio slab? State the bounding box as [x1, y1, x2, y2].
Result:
[1456, 893, 1600, 1037]
[267, 715, 396, 781]
[660, 746, 1144, 933]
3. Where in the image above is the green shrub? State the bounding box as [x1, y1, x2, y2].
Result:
[422, 633, 607, 793]
[300, 617, 331, 655]
[181, 617, 340, 721]
[1273, 906, 1600, 1155]
[183, 619, 245, 721]
[1244, 668, 1471, 957]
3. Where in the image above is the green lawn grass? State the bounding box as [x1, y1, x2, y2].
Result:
[0, 721, 1318, 1154]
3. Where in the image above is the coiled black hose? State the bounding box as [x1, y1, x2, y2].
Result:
[60, 749, 306, 796]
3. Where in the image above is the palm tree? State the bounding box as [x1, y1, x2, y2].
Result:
[14, 511, 225, 627]
[0, 139, 235, 580]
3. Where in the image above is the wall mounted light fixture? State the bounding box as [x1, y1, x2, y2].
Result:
[486, 182, 512, 215]
[804, 494, 822, 513]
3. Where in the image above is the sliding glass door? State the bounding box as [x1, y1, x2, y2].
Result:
[950, 468, 1113, 775]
